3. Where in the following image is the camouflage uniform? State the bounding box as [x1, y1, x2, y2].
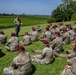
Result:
[29, 31, 38, 41]
[40, 30, 51, 41]
[31, 47, 54, 64]
[0, 34, 7, 46]
[44, 31, 51, 41]
[62, 32, 70, 44]
[50, 27, 56, 40]
[3, 52, 32, 75]
[60, 59, 76, 75]
[51, 37, 63, 53]
[67, 52, 76, 65]
[68, 30, 75, 41]
[21, 35, 31, 45]
[35, 26, 42, 32]
[60, 68, 72, 75]
[5, 36, 19, 51]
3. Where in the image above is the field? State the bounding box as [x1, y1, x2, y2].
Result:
[0, 16, 50, 28]
[0, 16, 75, 75]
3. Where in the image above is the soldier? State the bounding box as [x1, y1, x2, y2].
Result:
[51, 32, 63, 54]
[50, 26, 56, 40]
[31, 39, 54, 64]
[55, 25, 60, 32]
[49, 23, 52, 31]
[29, 27, 38, 41]
[14, 16, 22, 37]
[60, 43, 76, 75]
[68, 26, 76, 41]
[58, 23, 64, 31]
[5, 32, 19, 51]
[21, 32, 31, 45]
[66, 44, 76, 65]
[40, 26, 51, 41]
[60, 58, 76, 75]
[62, 28, 70, 44]
[0, 30, 7, 46]
[60, 65, 72, 75]
[3, 46, 33, 75]
[35, 26, 42, 32]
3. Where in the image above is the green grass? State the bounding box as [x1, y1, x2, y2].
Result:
[0, 16, 50, 28]
[0, 21, 75, 75]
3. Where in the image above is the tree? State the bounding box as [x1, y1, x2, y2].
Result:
[51, 0, 76, 22]
[62, 0, 73, 5]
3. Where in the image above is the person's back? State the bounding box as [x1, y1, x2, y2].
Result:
[10, 36, 19, 46]
[22, 35, 31, 45]
[5, 33, 19, 51]
[62, 32, 70, 44]
[69, 30, 75, 41]
[0, 31, 7, 45]
[54, 37, 63, 49]
[51, 32, 63, 53]
[0, 34, 7, 45]
[44, 31, 51, 40]
[3, 46, 33, 75]
[30, 31, 38, 41]
[12, 52, 32, 75]
[41, 47, 53, 64]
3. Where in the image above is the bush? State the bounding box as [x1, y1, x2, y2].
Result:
[71, 13, 76, 21]
[47, 18, 56, 23]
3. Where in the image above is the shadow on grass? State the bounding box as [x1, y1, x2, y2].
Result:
[31, 64, 36, 75]
[0, 52, 6, 58]
[50, 58, 55, 64]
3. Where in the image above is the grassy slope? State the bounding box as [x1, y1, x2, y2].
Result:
[0, 21, 75, 75]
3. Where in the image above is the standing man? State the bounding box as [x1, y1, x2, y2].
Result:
[14, 16, 21, 37]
